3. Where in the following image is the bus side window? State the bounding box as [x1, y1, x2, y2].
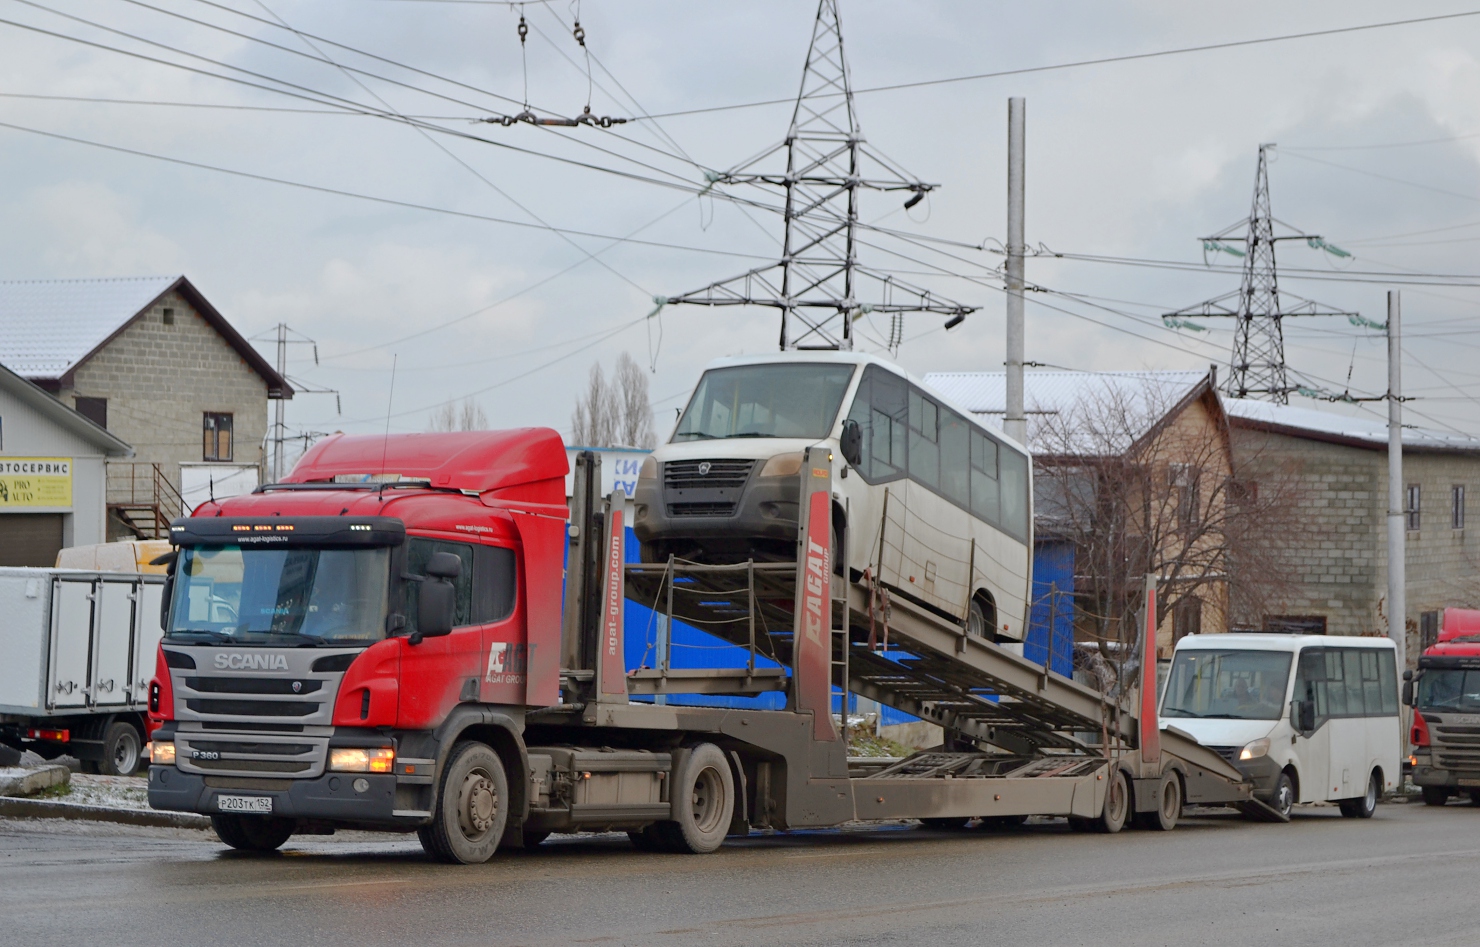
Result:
[970, 430, 999, 524]
[1323, 650, 1348, 715]
[1376, 649, 1398, 715]
[1341, 648, 1367, 716]
[1294, 649, 1329, 726]
[998, 448, 1029, 541]
[938, 407, 970, 510]
[908, 388, 939, 489]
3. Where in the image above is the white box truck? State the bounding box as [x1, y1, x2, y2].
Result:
[0, 567, 165, 775]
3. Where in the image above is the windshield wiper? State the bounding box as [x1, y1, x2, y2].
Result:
[256, 632, 332, 647]
[166, 629, 234, 643]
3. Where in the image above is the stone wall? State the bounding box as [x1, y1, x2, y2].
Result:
[60, 290, 268, 500]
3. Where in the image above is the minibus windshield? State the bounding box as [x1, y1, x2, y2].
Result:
[1417, 669, 1480, 713]
[673, 363, 856, 441]
[167, 545, 390, 646]
[1162, 649, 1293, 721]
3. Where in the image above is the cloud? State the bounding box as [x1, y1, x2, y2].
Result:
[20, 180, 183, 274]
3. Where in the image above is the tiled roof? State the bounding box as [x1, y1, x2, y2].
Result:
[0, 276, 179, 379]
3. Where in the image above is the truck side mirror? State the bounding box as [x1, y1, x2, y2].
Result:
[840, 418, 863, 468]
[159, 553, 178, 630]
[416, 578, 457, 639]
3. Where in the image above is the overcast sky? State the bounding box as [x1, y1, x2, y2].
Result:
[3, 0, 1480, 456]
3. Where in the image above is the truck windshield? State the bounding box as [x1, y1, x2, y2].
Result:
[1417, 669, 1480, 713]
[672, 363, 855, 441]
[1162, 649, 1292, 721]
[168, 545, 390, 646]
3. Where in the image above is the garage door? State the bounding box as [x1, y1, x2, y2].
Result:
[0, 514, 65, 567]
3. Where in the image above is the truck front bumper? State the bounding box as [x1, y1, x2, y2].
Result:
[148, 765, 404, 825]
[1411, 762, 1480, 790]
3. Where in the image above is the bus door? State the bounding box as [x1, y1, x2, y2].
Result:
[1291, 647, 1332, 803]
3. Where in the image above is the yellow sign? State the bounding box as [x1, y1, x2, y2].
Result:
[0, 458, 73, 508]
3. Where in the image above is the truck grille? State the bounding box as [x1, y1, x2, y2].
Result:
[166, 646, 358, 779]
[664, 459, 754, 489]
[1430, 723, 1480, 773]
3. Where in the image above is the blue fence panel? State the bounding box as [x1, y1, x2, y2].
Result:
[1027, 540, 1075, 677]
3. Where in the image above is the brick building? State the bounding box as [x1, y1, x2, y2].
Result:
[1227, 399, 1480, 664]
[0, 276, 290, 538]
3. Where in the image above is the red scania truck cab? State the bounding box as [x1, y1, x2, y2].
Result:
[1407, 607, 1480, 807]
[147, 430, 568, 862]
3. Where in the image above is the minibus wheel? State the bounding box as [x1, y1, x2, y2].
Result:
[1267, 771, 1295, 820]
[1339, 771, 1379, 819]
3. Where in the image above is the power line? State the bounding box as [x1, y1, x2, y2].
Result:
[637, 9, 1480, 119]
[1279, 149, 1480, 205]
[0, 90, 472, 117]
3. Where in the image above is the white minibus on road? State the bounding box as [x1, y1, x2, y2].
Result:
[1161, 633, 1401, 819]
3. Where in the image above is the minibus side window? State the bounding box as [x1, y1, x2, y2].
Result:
[846, 367, 907, 484]
[1376, 649, 1398, 715]
[1324, 650, 1348, 715]
[908, 388, 940, 489]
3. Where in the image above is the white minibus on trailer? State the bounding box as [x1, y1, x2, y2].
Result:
[1161, 633, 1401, 819]
[633, 352, 1032, 643]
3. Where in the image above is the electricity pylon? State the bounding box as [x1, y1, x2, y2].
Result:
[1165, 144, 1356, 402]
[664, 0, 975, 351]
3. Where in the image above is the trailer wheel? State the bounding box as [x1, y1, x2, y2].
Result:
[419, 741, 509, 864]
[1136, 773, 1181, 831]
[99, 721, 142, 776]
[1097, 769, 1131, 834]
[659, 743, 734, 854]
[1421, 786, 1450, 807]
[212, 814, 294, 853]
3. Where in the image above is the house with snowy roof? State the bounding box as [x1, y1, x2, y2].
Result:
[0, 276, 290, 538]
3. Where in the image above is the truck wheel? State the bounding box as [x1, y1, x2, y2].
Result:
[1097, 769, 1130, 834]
[1339, 771, 1380, 819]
[1421, 786, 1450, 807]
[419, 742, 508, 864]
[660, 744, 734, 854]
[1470, 790, 1480, 807]
[1136, 773, 1181, 831]
[627, 825, 669, 852]
[212, 814, 294, 853]
[99, 721, 142, 776]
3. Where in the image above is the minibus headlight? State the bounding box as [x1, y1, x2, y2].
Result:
[330, 747, 394, 773]
[151, 741, 176, 766]
[1239, 738, 1270, 761]
[760, 452, 804, 478]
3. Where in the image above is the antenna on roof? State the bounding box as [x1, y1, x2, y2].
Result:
[378, 355, 397, 498]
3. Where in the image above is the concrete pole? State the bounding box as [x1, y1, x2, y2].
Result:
[272, 323, 286, 482]
[1004, 97, 1027, 445]
[1387, 291, 1406, 673]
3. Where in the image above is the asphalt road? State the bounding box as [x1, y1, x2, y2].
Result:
[1, 801, 1477, 947]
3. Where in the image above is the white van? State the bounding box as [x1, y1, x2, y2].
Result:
[632, 352, 1033, 642]
[1161, 633, 1401, 819]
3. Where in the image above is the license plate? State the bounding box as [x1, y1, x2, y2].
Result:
[217, 794, 274, 813]
[1458, 778, 1480, 788]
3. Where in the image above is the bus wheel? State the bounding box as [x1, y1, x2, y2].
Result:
[1421, 786, 1450, 807]
[1136, 773, 1181, 831]
[1098, 769, 1130, 833]
[420, 741, 508, 864]
[212, 814, 294, 853]
[660, 744, 734, 854]
[1339, 772, 1380, 819]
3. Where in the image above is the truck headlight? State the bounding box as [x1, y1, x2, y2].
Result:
[330, 747, 394, 773]
[1239, 738, 1270, 761]
[760, 452, 804, 478]
[152, 742, 176, 765]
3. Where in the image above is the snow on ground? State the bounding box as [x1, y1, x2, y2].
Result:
[60, 774, 150, 810]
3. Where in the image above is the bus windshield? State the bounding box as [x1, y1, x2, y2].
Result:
[1417, 669, 1480, 713]
[167, 545, 390, 646]
[1162, 649, 1293, 721]
[673, 363, 856, 441]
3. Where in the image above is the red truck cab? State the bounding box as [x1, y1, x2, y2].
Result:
[147, 430, 568, 860]
[1407, 607, 1480, 807]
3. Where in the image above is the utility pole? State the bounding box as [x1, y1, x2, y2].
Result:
[664, 0, 975, 350]
[1165, 145, 1356, 402]
[1004, 97, 1026, 445]
[272, 323, 287, 483]
[1387, 291, 1406, 672]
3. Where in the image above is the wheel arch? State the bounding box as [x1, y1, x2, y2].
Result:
[432, 707, 530, 823]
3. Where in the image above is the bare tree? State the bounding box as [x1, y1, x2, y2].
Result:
[428, 397, 488, 432]
[571, 353, 655, 448]
[1033, 380, 1309, 687]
